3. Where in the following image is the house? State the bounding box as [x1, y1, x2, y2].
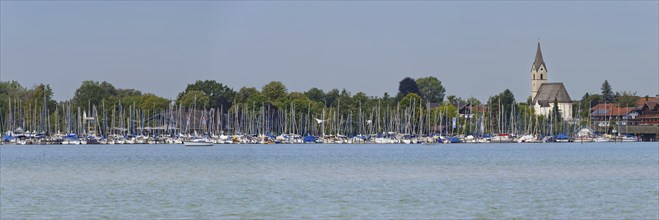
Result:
[635, 101, 659, 125]
[590, 103, 635, 126]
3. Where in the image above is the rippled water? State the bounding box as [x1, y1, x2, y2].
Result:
[1, 143, 658, 219]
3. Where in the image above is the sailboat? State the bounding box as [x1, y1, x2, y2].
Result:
[183, 137, 214, 146]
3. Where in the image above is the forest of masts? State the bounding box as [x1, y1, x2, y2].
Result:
[2, 93, 579, 139]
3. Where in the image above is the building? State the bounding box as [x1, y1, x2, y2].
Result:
[635, 100, 659, 125]
[590, 103, 635, 126]
[530, 42, 573, 120]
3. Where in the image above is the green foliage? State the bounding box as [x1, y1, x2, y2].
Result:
[352, 92, 369, 106]
[325, 89, 340, 107]
[261, 81, 287, 102]
[446, 95, 465, 107]
[416, 76, 445, 103]
[601, 80, 615, 103]
[487, 89, 516, 131]
[304, 88, 325, 103]
[549, 98, 564, 134]
[177, 90, 209, 108]
[433, 102, 458, 120]
[467, 97, 481, 106]
[398, 77, 420, 97]
[615, 91, 639, 107]
[399, 93, 422, 108]
[178, 80, 235, 110]
[72, 81, 117, 109]
[235, 87, 259, 104]
[139, 94, 170, 110]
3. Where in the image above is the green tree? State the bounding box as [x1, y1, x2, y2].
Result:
[116, 89, 142, 97]
[177, 90, 209, 108]
[325, 89, 340, 107]
[304, 88, 325, 103]
[446, 95, 465, 107]
[235, 87, 259, 104]
[139, 94, 170, 111]
[398, 77, 420, 97]
[615, 91, 639, 107]
[466, 97, 481, 106]
[416, 76, 446, 103]
[601, 80, 615, 103]
[28, 84, 57, 114]
[178, 80, 235, 110]
[487, 89, 516, 131]
[550, 98, 563, 134]
[352, 92, 369, 106]
[399, 93, 422, 108]
[72, 81, 117, 109]
[261, 81, 287, 101]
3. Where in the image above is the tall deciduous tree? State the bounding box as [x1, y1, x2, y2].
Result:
[304, 88, 325, 104]
[72, 81, 117, 109]
[178, 80, 235, 110]
[616, 91, 639, 107]
[139, 94, 170, 111]
[416, 76, 446, 103]
[177, 91, 209, 108]
[261, 81, 288, 101]
[235, 87, 260, 104]
[398, 77, 420, 97]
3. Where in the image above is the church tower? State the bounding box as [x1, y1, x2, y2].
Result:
[531, 41, 548, 100]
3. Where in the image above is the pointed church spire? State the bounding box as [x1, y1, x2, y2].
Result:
[533, 41, 547, 71]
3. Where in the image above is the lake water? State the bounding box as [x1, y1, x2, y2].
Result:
[1, 143, 658, 219]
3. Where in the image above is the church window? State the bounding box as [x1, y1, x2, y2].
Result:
[533, 75, 535, 80]
[540, 74, 543, 80]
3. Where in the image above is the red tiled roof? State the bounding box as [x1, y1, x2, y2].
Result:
[590, 103, 634, 116]
[636, 97, 659, 106]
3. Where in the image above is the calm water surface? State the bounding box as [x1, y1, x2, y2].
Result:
[1, 143, 658, 219]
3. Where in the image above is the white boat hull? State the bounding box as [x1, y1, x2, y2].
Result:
[183, 141, 214, 146]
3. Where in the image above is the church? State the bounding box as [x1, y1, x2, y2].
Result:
[530, 42, 573, 120]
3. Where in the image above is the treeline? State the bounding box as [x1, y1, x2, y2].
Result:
[0, 77, 645, 137]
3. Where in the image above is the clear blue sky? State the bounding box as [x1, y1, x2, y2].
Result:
[1, 1, 657, 102]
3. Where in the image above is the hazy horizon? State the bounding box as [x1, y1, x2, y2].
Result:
[1, 1, 657, 102]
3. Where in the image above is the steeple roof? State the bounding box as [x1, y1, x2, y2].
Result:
[533, 42, 547, 71]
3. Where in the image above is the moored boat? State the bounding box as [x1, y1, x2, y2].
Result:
[183, 138, 214, 146]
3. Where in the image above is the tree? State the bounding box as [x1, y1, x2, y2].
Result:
[616, 91, 639, 107]
[550, 98, 564, 134]
[352, 92, 369, 106]
[399, 93, 422, 109]
[416, 76, 446, 103]
[325, 89, 340, 107]
[139, 94, 170, 111]
[72, 80, 117, 109]
[261, 81, 287, 101]
[178, 80, 235, 110]
[601, 80, 615, 103]
[304, 88, 325, 103]
[177, 90, 209, 108]
[487, 89, 516, 131]
[446, 95, 465, 107]
[466, 97, 481, 106]
[398, 77, 420, 97]
[235, 87, 259, 104]
[28, 84, 57, 114]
